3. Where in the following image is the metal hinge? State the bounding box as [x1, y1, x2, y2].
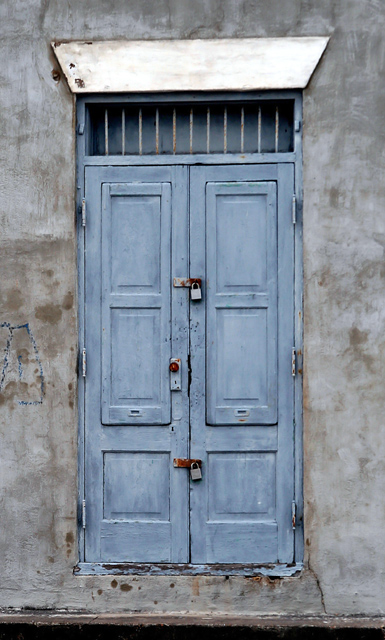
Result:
[81, 198, 86, 227]
[82, 499, 86, 529]
[292, 500, 296, 530]
[292, 348, 296, 376]
[292, 195, 296, 224]
[82, 348, 86, 377]
[77, 122, 85, 135]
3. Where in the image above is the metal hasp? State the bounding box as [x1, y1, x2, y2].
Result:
[174, 458, 203, 481]
[169, 358, 181, 391]
[174, 458, 202, 468]
[173, 278, 202, 288]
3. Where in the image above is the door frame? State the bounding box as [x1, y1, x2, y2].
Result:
[75, 91, 303, 576]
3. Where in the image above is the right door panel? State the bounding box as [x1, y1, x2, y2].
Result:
[189, 164, 295, 564]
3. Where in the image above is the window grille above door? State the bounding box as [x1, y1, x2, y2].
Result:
[88, 100, 294, 156]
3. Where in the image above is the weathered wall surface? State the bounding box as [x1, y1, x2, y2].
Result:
[0, 0, 384, 617]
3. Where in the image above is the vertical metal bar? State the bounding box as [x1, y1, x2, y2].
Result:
[173, 108, 176, 155]
[257, 106, 261, 153]
[155, 108, 159, 155]
[224, 107, 227, 154]
[139, 108, 142, 155]
[122, 108, 125, 156]
[189, 108, 193, 154]
[206, 107, 210, 154]
[275, 106, 279, 153]
[241, 107, 244, 153]
[104, 108, 108, 155]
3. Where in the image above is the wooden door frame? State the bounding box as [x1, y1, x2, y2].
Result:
[75, 91, 303, 576]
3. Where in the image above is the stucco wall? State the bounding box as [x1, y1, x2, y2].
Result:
[1, 0, 385, 616]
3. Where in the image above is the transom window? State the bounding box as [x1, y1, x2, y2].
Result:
[88, 100, 294, 156]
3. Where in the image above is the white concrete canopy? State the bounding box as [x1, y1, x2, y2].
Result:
[52, 37, 329, 93]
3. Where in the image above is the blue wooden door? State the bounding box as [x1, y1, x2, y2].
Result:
[84, 163, 295, 565]
[84, 166, 189, 562]
[189, 164, 295, 564]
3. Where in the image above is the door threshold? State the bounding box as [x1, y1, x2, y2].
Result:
[75, 562, 303, 577]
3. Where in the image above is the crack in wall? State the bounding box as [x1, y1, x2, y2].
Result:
[308, 556, 326, 614]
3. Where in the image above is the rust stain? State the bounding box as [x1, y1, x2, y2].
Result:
[75, 78, 85, 88]
[110, 579, 118, 588]
[120, 583, 132, 592]
[66, 532, 74, 544]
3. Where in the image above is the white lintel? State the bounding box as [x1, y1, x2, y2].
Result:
[52, 37, 329, 94]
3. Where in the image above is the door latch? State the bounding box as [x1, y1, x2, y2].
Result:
[173, 278, 202, 300]
[169, 358, 181, 391]
[173, 458, 203, 481]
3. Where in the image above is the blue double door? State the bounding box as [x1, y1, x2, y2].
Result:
[84, 163, 295, 564]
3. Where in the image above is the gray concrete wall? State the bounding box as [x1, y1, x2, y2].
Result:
[1, 0, 384, 617]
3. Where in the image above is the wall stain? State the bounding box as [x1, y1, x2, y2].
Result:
[120, 583, 132, 592]
[35, 303, 62, 325]
[111, 580, 118, 588]
[346, 326, 375, 373]
[5, 289, 23, 312]
[62, 292, 74, 310]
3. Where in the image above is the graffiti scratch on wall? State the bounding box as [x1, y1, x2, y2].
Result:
[0, 323, 44, 405]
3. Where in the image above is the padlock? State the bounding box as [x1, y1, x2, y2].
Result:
[190, 282, 202, 300]
[190, 462, 202, 481]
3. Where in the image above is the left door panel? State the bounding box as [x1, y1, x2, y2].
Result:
[84, 166, 189, 562]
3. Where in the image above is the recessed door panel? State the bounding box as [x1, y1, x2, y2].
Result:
[206, 182, 278, 425]
[101, 183, 171, 425]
